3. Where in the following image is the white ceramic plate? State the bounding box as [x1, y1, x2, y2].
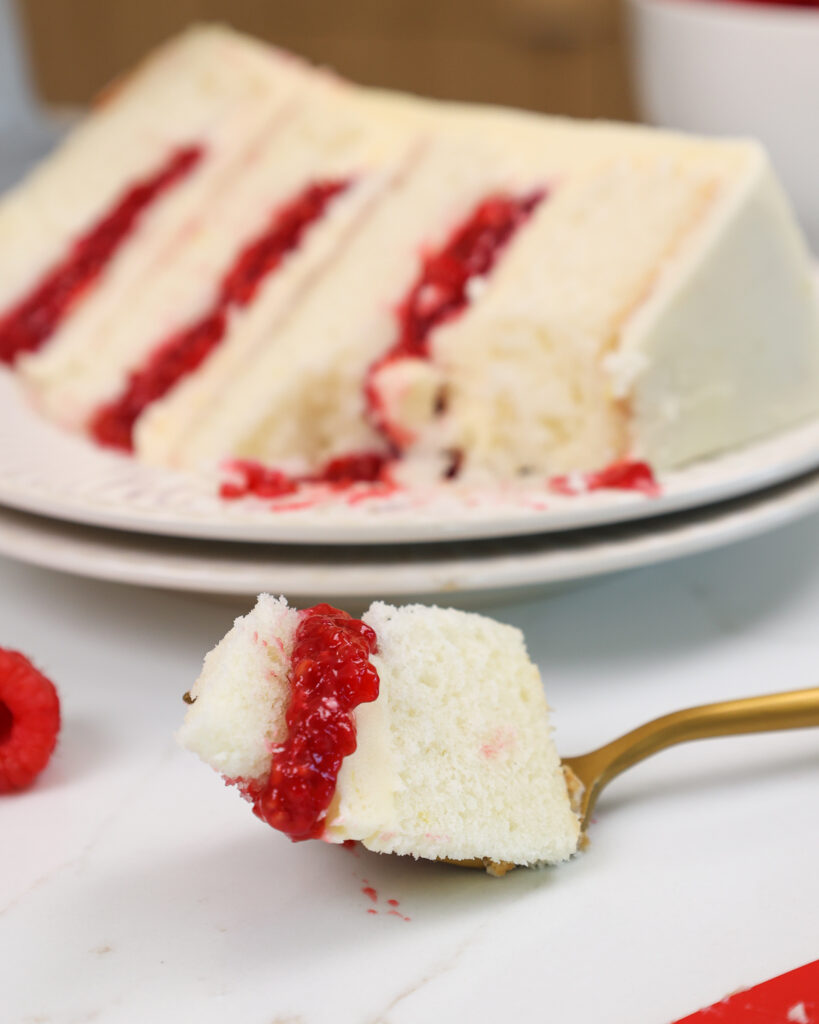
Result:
[1, 465, 818, 609]
[4, 371, 819, 545]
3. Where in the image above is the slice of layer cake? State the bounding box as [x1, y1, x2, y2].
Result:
[4, 25, 819, 490]
[178, 596, 580, 871]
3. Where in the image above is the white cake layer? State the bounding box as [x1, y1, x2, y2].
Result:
[326, 602, 580, 866]
[160, 135, 560, 473]
[177, 596, 580, 867]
[11, 28, 309, 411]
[177, 594, 299, 782]
[23, 85, 415, 431]
[133, 96, 417, 465]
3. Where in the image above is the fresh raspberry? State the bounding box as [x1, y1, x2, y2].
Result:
[0, 649, 61, 793]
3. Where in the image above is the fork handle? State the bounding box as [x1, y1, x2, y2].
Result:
[563, 686, 819, 826]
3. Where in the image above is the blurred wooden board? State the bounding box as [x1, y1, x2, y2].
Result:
[16, 0, 635, 119]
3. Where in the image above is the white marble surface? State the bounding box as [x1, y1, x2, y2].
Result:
[2, 510, 818, 1024]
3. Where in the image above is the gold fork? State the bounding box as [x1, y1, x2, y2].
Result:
[462, 686, 819, 876]
[563, 685, 819, 830]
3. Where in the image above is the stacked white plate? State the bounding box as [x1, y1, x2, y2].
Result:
[4, 371, 819, 608]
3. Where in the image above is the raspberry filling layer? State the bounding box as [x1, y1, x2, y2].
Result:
[219, 451, 390, 500]
[0, 146, 204, 365]
[240, 604, 379, 842]
[549, 460, 660, 497]
[91, 179, 351, 451]
[366, 189, 546, 447]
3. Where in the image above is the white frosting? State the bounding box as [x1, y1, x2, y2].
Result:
[323, 692, 398, 843]
[619, 149, 819, 467]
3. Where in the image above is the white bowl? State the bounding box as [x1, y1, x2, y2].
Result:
[627, 0, 819, 250]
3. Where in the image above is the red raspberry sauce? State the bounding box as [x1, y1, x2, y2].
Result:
[549, 460, 659, 497]
[366, 190, 546, 447]
[240, 604, 379, 842]
[587, 460, 659, 495]
[91, 179, 350, 451]
[0, 146, 204, 365]
[219, 451, 391, 500]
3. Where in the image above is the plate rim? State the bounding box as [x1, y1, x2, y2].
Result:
[1, 465, 817, 599]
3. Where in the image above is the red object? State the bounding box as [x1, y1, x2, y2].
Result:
[0, 146, 204, 365]
[237, 604, 380, 842]
[586, 459, 660, 496]
[219, 451, 392, 501]
[219, 461, 299, 501]
[91, 179, 350, 451]
[0, 649, 61, 793]
[366, 189, 546, 448]
[550, 459, 660, 497]
[673, 959, 819, 1023]
[309, 451, 387, 487]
